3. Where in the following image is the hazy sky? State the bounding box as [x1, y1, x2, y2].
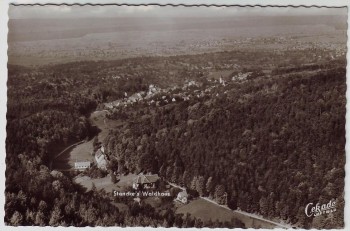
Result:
[9, 5, 347, 19]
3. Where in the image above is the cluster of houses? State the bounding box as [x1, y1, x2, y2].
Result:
[74, 157, 190, 204]
[103, 77, 236, 111]
[104, 84, 162, 109]
[231, 72, 252, 81]
[131, 173, 189, 204]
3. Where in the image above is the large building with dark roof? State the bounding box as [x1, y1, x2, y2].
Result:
[132, 174, 160, 190]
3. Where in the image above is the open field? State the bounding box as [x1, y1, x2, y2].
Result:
[52, 110, 123, 170]
[208, 70, 233, 80]
[50, 140, 85, 170]
[176, 198, 237, 223]
[176, 198, 277, 229]
[90, 110, 124, 142]
[68, 140, 94, 167]
[143, 197, 163, 208]
[74, 173, 137, 192]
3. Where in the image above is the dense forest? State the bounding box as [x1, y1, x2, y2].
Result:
[5, 59, 246, 228]
[6, 49, 346, 228]
[104, 64, 346, 228]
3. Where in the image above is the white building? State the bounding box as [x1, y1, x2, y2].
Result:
[176, 190, 188, 204]
[95, 147, 107, 170]
[74, 161, 91, 171]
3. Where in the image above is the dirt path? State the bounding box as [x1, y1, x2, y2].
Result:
[49, 140, 86, 169]
[168, 182, 185, 190]
[200, 197, 294, 229]
[54, 140, 85, 159]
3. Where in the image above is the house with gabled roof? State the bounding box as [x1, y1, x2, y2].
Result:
[132, 174, 160, 190]
[176, 190, 188, 204]
[95, 146, 107, 170]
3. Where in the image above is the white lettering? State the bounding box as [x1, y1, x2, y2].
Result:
[305, 203, 313, 217]
[305, 200, 336, 217]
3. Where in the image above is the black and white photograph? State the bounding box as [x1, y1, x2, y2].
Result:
[3, 0, 348, 229]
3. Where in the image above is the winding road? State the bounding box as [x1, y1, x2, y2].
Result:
[168, 181, 294, 229]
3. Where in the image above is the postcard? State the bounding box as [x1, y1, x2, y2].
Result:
[3, 1, 348, 229]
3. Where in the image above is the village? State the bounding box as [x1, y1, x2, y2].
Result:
[103, 77, 236, 110]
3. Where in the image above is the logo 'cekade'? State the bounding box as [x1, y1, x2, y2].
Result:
[305, 200, 336, 217]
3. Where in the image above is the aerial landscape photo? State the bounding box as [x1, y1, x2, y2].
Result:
[5, 5, 347, 229]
